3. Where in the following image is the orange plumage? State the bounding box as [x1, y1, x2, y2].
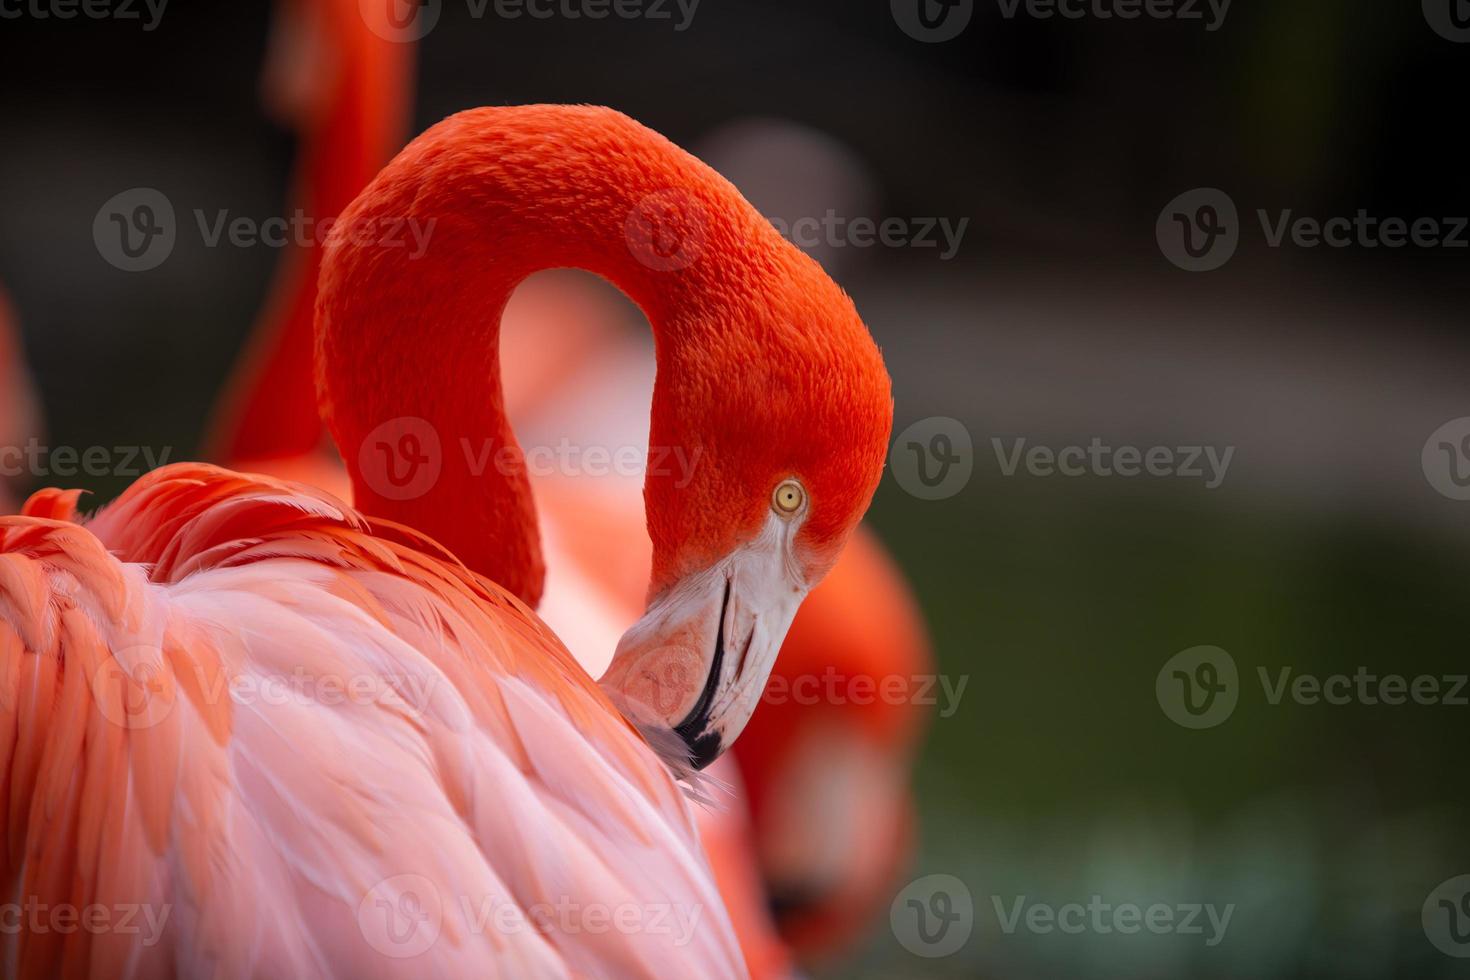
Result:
[2, 465, 741, 977]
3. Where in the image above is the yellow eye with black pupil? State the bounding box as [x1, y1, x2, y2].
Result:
[773, 480, 805, 515]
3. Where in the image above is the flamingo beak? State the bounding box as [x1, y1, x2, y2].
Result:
[599, 524, 809, 773]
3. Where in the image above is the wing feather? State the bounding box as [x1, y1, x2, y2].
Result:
[0, 464, 744, 979]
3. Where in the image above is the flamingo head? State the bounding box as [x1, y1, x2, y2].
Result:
[601, 243, 893, 774]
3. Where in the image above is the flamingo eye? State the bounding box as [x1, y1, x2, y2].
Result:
[772, 479, 806, 516]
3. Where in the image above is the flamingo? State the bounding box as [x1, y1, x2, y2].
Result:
[197, 34, 928, 953]
[0, 104, 893, 976]
[196, 9, 923, 955]
[209, 6, 805, 970]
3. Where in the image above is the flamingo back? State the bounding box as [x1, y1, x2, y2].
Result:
[0, 464, 743, 978]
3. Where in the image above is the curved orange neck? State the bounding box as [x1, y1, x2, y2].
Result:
[207, 0, 412, 464]
[316, 106, 783, 606]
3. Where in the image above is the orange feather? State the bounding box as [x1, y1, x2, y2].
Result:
[3, 465, 743, 977]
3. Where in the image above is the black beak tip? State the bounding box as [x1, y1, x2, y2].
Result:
[676, 725, 722, 771]
[670, 577, 731, 772]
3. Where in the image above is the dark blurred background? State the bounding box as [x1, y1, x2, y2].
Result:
[2, 2, 1468, 977]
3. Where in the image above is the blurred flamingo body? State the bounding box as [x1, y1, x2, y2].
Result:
[207, 0, 413, 466]
[1, 105, 893, 976]
[0, 289, 41, 514]
[734, 528, 931, 960]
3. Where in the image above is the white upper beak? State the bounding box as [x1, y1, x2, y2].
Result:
[599, 511, 809, 773]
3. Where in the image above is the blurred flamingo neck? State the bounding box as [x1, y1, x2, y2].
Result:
[316, 106, 779, 606]
[206, 10, 412, 464]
